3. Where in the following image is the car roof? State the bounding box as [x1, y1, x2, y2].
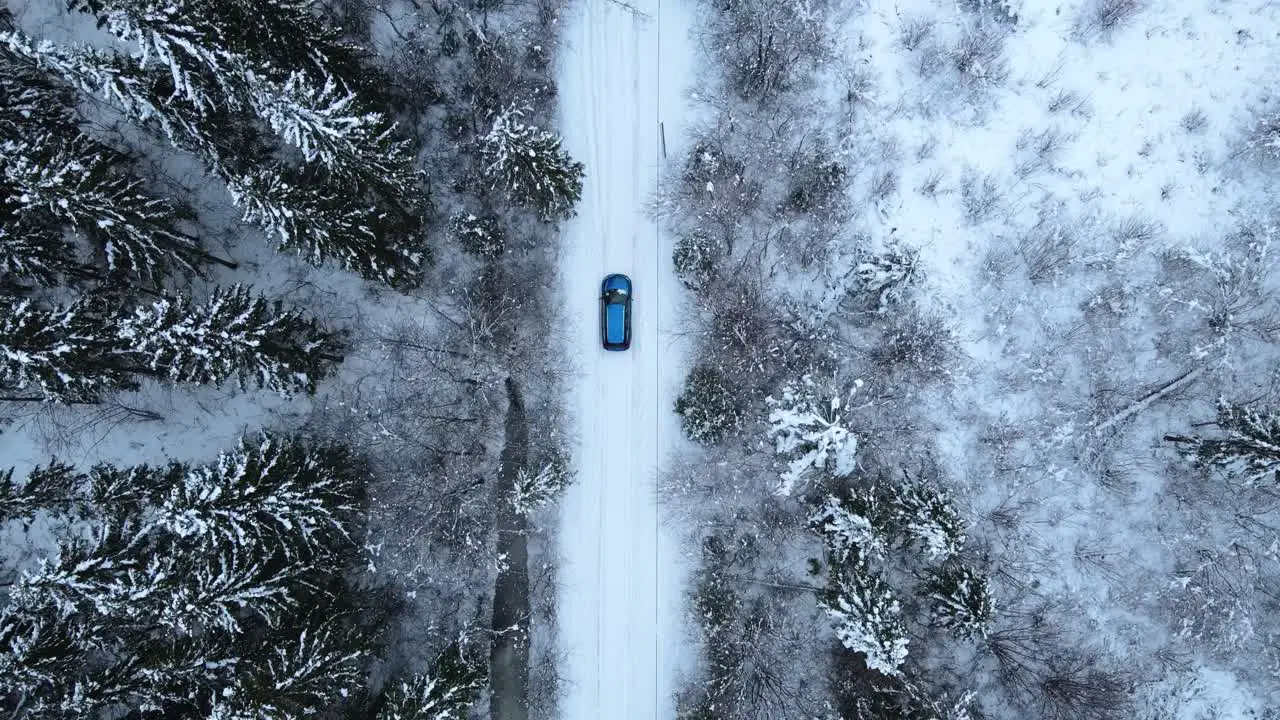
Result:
[602, 274, 631, 294]
[605, 304, 626, 344]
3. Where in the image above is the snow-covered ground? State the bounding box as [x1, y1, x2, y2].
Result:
[555, 0, 694, 716]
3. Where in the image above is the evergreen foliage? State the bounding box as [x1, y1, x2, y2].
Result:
[2, 132, 207, 284]
[809, 472, 990, 677]
[229, 167, 422, 287]
[765, 374, 861, 496]
[0, 295, 133, 402]
[820, 560, 909, 677]
[672, 232, 719, 290]
[448, 212, 506, 258]
[674, 364, 745, 444]
[376, 644, 486, 720]
[479, 105, 585, 221]
[0, 435, 375, 719]
[1166, 399, 1280, 484]
[922, 565, 995, 640]
[0, 20, 425, 286]
[117, 284, 344, 395]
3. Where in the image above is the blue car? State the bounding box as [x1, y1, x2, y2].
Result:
[600, 274, 632, 351]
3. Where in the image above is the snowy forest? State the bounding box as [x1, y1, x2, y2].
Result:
[1, 0, 581, 716]
[661, 0, 1280, 717]
[6, 0, 1280, 717]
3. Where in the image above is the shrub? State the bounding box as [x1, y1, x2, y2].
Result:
[1246, 113, 1280, 160]
[960, 169, 1002, 224]
[899, 16, 935, 51]
[950, 28, 1010, 87]
[782, 156, 847, 214]
[672, 232, 719, 291]
[1017, 220, 1077, 283]
[869, 309, 957, 378]
[958, 0, 1020, 25]
[682, 140, 747, 199]
[1076, 0, 1145, 40]
[448, 212, 506, 258]
[675, 364, 745, 444]
[851, 242, 922, 312]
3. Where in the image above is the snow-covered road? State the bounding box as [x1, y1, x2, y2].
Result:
[555, 0, 693, 717]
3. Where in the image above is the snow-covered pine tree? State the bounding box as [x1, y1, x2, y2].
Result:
[2, 132, 212, 285]
[0, 221, 84, 291]
[510, 455, 572, 515]
[820, 559, 909, 677]
[0, 294, 134, 402]
[151, 434, 360, 560]
[10, 520, 148, 622]
[922, 564, 994, 640]
[152, 543, 301, 635]
[810, 488, 893, 565]
[84, 461, 177, 517]
[479, 105, 585, 221]
[117, 284, 344, 396]
[890, 476, 966, 562]
[0, 46, 97, 289]
[377, 643, 486, 720]
[0, 29, 217, 157]
[68, 0, 421, 197]
[209, 0, 369, 81]
[217, 619, 367, 718]
[229, 167, 423, 286]
[0, 436, 371, 717]
[0, 461, 81, 524]
[1, 29, 424, 287]
[1166, 399, 1280, 484]
[0, 604, 90, 706]
[674, 363, 745, 444]
[765, 374, 862, 496]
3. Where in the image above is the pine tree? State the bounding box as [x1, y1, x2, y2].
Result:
[117, 284, 344, 395]
[0, 294, 134, 402]
[0, 604, 90, 706]
[222, 619, 368, 718]
[890, 477, 966, 562]
[377, 644, 486, 720]
[0, 30, 214, 155]
[510, 456, 572, 515]
[810, 488, 891, 565]
[672, 232, 719, 290]
[1, 44, 99, 289]
[820, 560, 909, 677]
[479, 105, 585, 221]
[2, 132, 212, 285]
[229, 167, 423, 286]
[674, 364, 744, 445]
[2, 29, 424, 286]
[1166, 399, 1280, 484]
[922, 565, 994, 640]
[68, 0, 421, 197]
[0, 220, 84, 290]
[0, 461, 80, 524]
[765, 374, 861, 496]
[151, 434, 360, 559]
[0, 436, 371, 718]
